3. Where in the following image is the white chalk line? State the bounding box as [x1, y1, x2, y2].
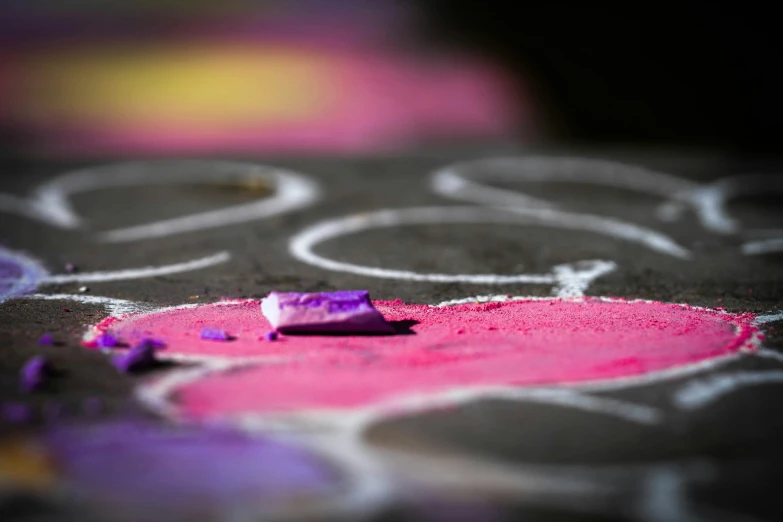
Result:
[753, 312, 783, 325]
[754, 348, 783, 364]
[288, 205, 684, 290]
[40, 251, 231, 284]
[659, 173, 783, 237]
[432, 156, 698, 205]
[742, 237, 783, 255]
[0, 160, 321, 242]
[26, 293, 149, 316]
[675, 370, 783, 409]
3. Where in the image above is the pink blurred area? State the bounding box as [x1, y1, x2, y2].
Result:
[0, 1, 537, 157]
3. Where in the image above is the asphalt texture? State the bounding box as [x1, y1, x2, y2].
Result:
[1, 148, 782, 521]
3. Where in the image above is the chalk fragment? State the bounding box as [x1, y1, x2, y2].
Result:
[201, 328, 230, 341]
[21, 356, 49, 392]
[37, 333, 54, 345]
[112, 339, 163, 373]
[264, 331, 278, 341]
[64, 263, 77, 273]
[261, 290, 392, 334]
[96, 333, 119, 349]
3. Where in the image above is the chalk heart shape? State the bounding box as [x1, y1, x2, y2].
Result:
[90, 297, 759, 421]
[0, 159, 320, 243]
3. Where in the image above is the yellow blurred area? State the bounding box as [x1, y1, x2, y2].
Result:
[0, 438, 57, 489]
[14, 45, 333, 128]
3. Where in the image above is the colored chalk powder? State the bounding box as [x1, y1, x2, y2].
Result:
[44, 420, 341, 518]
[265, 331, 279, 341]
[37, 333, 54, 345]
[20, 356, 49, 392]
[0, 246, 49, 304]
[261, 290, 393, 334]
[88, 298, 758, 418]
[201, 328, 230, 341]
[64, 263, 77, 273]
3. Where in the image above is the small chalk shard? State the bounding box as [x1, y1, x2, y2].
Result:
[21, 356, 49, 392]
[37, 333, 54, 345]
[112, 339, 163, 373]
[261, 290, 393, 334]
[78, 286, 89, 293]
[264, 331, 278, 341]
[96, 333, 119, 349]
[200, 328, 230, 341]
[64, 263, 77, 273]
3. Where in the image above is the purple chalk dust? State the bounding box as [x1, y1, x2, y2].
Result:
[38, 332, 54, 345]
[264, 331, 278, 341]
[261, 290, 393, 334]
[20, 355, 49, 392]
[44, 419, 342, 517]
[96, 333, 119, 348]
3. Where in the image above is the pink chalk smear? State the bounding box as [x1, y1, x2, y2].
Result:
[88, 298, 758, 419]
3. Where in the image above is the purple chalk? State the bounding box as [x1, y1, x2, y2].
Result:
[96, 332, 119, 348]
[2, 402, 31, 423]
[37, 332, 54, 345]
[64, 263, 77, 273]
[20, 355, 49, 391]
[44, 419, 341, 515]
[200, 327, 230, 341]
[264, 331, 278, 341]
[261, 290, 393, 334]
[112, 339, 161, 373]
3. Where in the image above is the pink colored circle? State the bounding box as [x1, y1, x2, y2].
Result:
[90, 298, 757, 419]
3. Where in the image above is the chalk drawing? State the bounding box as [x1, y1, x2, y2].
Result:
[432, 156, 698, 208]
[77, 296, 755, 431]
[657, 173, 783, 234]
[753, 312, 783, 325]
[26, 293, 148, 316]
[0, 246, 50, 304]
[288, 205, 689, 295]
[434, 156, 783, 260]
[40, 251, 231, 284]
[0, 160, 321, 241]
[675, 371, 783, 409]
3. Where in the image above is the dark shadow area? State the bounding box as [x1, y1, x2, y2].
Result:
[280, 319, 420, 337]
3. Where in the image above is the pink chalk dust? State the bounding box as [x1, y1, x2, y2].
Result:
[87, 298, 758, 419]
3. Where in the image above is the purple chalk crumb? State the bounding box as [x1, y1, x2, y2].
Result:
[2, 402, 32, 423]
[261, 290, 393, 334]
[112, 339, 162, 373]
[201, 328, 230, 341]
[38, 332, 54, 345]
[264, 331, 278, 341]
[64, 263, 77, 273]
[96, 332, 119, 348]
[20, 355, 49, 392]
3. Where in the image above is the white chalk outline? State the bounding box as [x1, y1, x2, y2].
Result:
[0, 160, 321, 242]
[288, 205, 689, 294]
[0, 245, 50, 303]
[39, 251, 231, 284]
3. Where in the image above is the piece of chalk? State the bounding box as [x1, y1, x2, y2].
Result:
[112, 339, 162, 373]
[37, 333, 54, 345]
[200, 328, 230, 341]
[96, 333, 119, 349]
[261, 290, 393, 334]
[264, 331, 278, 341]
[21, 356, 49, 392]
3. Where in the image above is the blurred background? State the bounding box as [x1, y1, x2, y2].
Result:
[0, 1, 778, 159]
